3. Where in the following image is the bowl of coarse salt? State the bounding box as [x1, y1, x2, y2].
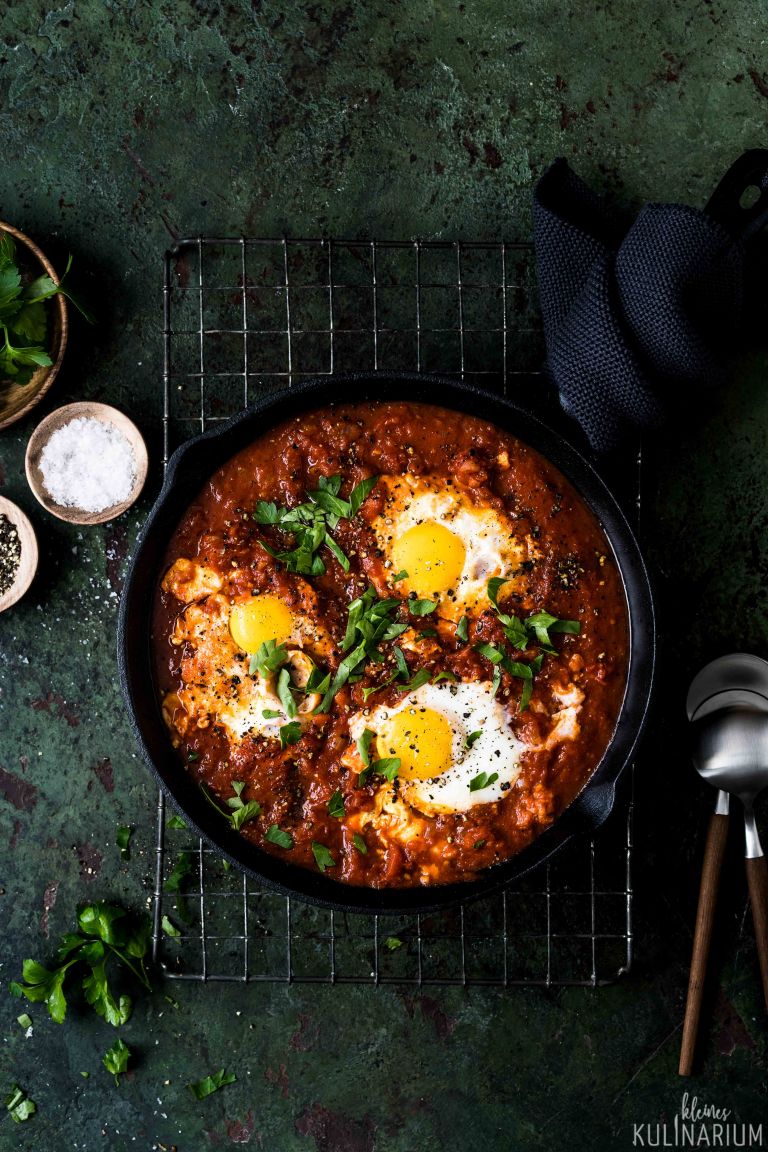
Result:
[25, 402, 148, 525]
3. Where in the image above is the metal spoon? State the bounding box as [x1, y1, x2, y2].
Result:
[680, 655, 768, 1076]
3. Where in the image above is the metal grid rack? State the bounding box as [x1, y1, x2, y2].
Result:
[154, 237, 635, 987]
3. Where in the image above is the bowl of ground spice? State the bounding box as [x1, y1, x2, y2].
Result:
[0, 496, 38, 612]
[25, 402, 148, 525]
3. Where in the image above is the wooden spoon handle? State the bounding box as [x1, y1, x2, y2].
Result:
[679, 811, 730, 1076]
[745, 855, 768, 1010]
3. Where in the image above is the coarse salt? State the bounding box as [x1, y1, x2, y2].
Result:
[39, 417, 137, 513]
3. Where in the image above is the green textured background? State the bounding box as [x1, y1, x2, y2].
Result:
[1, 2, 767, 1148]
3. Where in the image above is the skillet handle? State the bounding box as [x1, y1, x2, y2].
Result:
[679, 810, 730, 1076]
[745, 856, 768, 1011]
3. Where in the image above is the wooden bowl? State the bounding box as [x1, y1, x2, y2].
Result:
[0, 220, 68, 432]
[0, 496, 38, 612]
[25, 402, 148, 525]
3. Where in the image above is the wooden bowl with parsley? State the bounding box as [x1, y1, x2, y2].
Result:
[0, 220, 69, 432]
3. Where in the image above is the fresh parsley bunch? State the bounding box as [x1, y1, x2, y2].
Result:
[9, 902, 151, 1026]
[0, 233, 92, 384]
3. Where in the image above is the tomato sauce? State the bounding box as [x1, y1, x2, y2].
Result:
[153, 402, 628, 887]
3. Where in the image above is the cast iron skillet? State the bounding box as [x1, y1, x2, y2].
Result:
[118, 373, 655, 914]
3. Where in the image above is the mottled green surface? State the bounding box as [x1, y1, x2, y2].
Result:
[2, 2, 768, 1149]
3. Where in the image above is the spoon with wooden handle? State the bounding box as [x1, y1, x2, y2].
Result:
[681, 667, 768, 1076]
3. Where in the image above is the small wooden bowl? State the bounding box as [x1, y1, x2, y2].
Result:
[0, 220, 68, 432]
[0, 496, 38, 612]
[25, 402, 149, 525]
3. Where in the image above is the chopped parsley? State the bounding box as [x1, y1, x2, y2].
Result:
[226, 782, 262, 831]
[311, 841, 335, 872]
[279, 720, 303, 749]
[276, 667, 298, 717]
[392, 569, 408, 581]
[319, 586, 406, 711]
[4, 1084, 35, 1123]
[469, 771, 500, 792]
[262, 707, 281, 719]
[103, 1037, 131, 1085]
[465, 730, 483, 749]
[248, 639, 289, 676]
[253, 474, 378, 575]
[115, 825, 132, 861]
[164, 851, 193, 893]
[397, 668, 431, 693]
[265, 824, 294, 849]
[328, 790, 345, 819]
[372, 757, 400, 782]
[188, 1068, 237, 1100]
[356, 727, 375, 767]
[352, 833, 368, 854]
[408, 598, 437, 616]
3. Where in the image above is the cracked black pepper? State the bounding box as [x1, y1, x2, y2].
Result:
[0, 513, 21, 596]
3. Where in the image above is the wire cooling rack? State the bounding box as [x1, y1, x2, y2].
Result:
[154, 237, 637, 986]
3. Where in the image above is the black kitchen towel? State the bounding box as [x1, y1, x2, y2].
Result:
[533, 152, 768, 452]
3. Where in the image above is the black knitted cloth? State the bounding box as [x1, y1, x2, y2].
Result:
[533, 158, 754, 452]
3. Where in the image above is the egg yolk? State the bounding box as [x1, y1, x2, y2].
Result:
[229, 594, 294, 654]
[378, 707, 454, 780]
[391, 521, 466, 597]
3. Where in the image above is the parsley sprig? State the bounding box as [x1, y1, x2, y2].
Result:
[202, 782, 261, 832]
[253, 474, 378, 576]
[9, 903, 151, 1026]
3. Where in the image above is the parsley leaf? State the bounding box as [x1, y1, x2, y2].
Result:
[164, 851, 193, 894]
[372, 757, 400, 782]
[279, 721, 303, 749]
[4, 1084, 35, 1123]
[328, 790, 345, 819]
[408, 598, 437, 616]
[392, 569, 408, 582]
[311, 842, 335, 872]
[265, 824, 294, 849]
[103, 1038, 131, 1085]
[356, 727, 375, 767]
[116, 825, 132, 861]
[161, 915, 181, 938]
[249, 639, 289, 676]
[188, 1069, 236, 1100]
[469, 771, 500, 792]
[226, 782, 262, 831]
[397, 668, 431, 693]
[465, 730, 482, 749]
[456, 616, 469, 642]
[276, 667, 298, 718]
[352, 833, 368, 854]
